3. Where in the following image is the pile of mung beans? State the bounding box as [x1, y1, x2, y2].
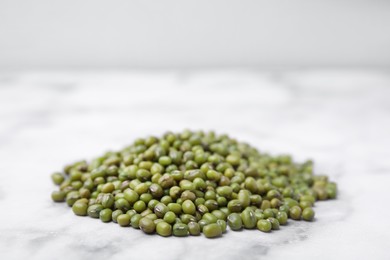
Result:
[51, 130, 337, 238]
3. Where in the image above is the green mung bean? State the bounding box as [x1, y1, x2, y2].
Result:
[50, 130, 337, 238]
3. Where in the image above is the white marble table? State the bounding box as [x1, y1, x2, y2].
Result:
[1, 70, 390, 260]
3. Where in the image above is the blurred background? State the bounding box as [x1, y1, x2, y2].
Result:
[1, 0, 390, 70]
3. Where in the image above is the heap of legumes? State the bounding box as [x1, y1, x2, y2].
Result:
[51, 130, 337, 238]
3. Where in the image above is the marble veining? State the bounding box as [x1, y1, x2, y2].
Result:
[0, 70, 389, 260]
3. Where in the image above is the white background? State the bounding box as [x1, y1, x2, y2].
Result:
[1, 0, 390, 69]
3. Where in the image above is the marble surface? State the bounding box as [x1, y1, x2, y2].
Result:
[1, 70, 390, 260]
